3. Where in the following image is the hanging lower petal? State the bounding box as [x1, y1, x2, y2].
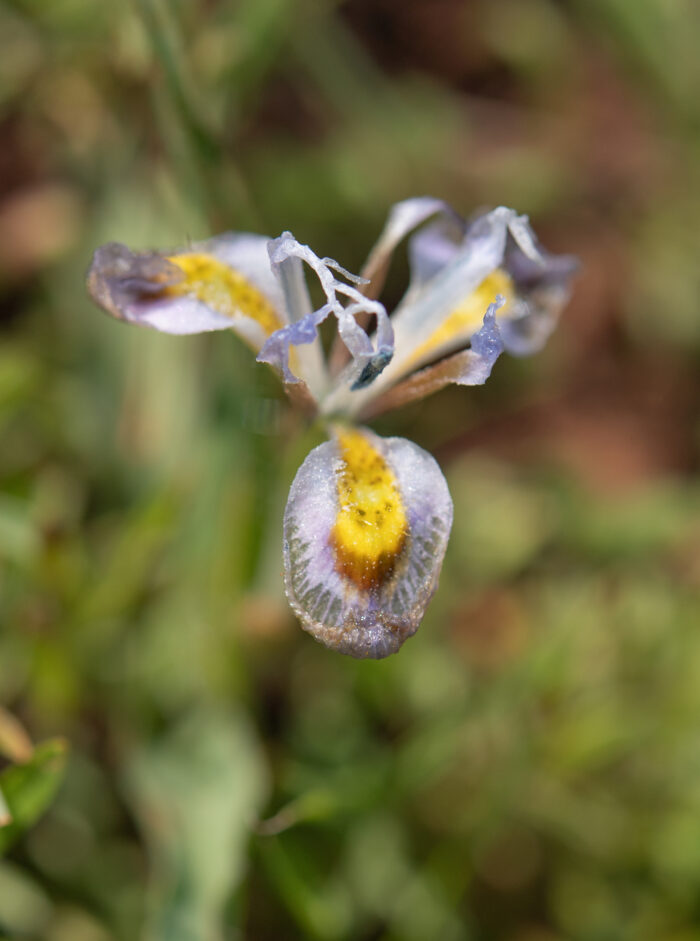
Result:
[284, 427, 452, 659]
[257, 232, 394, 392]
[86, 234, 286, 349]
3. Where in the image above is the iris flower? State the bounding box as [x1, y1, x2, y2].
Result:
[87, 197, 576, 658]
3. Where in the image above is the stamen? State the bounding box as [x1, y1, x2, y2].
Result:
[164, 253, 283, 339]
[331, 429, 408, 591]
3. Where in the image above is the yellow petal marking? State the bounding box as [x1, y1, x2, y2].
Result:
[331, 429, 408, 591]
[163, 252, 283, 338]
[408, 268, 514, 368]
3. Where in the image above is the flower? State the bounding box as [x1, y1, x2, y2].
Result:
[87, 197, 576, 658]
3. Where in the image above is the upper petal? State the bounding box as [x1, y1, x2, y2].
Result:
[86, 234, 286, 349]
[389, 207, 540, 363]
[283, 427, 453, 659]
[359, 196, 457, 298]
[400, 206, 576, 364]
[329, 206, 576, 416]
[497, 238, 578, 356]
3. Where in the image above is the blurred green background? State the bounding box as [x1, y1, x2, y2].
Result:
[1, 0, 699, 938]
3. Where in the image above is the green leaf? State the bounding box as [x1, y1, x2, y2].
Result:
[125, 708, 268, 941]
[0, 738, 68, 855]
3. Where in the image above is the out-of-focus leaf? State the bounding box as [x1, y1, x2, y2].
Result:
[0, 738, 68, 855]
[75, 492, 178, 626]
[564, 483, 700, 561]
[256, 835, 352, 941]
[217, 0, 296, 108]
[0, 347, 41, 422]
[0, 707, 33, 764]
[125, 708, 268, 941]
[573, 0, 700, 116]
[0, 6, 42, 109]
[0, 494, 40, 568]
[447, 458, 556, 582]
[258, 760, 387, 836]
[480, 0, 572, 79]
[631, 197, 700, 348]
[0, 860, 53, 937]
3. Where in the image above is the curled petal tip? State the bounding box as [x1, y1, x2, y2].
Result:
[259, 231, 395, 395]
[86, 242, 183, 318]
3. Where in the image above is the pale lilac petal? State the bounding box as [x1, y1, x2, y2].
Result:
[391, 207, 529, 343]
[498, 242, 579, 356]
[284, 429, 453, 659]
[86, 235, 286, 346]
[333, 207, 574, 418]
[360, 196, 456, 297]
[359, 301, 505, 419]
[134, 299, 242, 335]
[405, 207, 576, 358]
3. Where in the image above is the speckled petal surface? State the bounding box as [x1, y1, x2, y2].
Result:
[283, 428, 453, 659]
[86, 234, 286, 348]
[404, 206, 576, 359]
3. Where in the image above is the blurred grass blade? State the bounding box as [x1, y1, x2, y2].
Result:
[0, 739, 68, 855]
[223, 0, 296, 109]
[258, 757, 388, 835]
[0, 784, 11, 827]
[136, 0, 218, 159]
[126, 708, 268, 941]
[256, 837, 351, 941]
[136, 0, 258, 227]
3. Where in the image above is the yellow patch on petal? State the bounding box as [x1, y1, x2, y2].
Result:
[164, 252, 283, 338]
[409, 268, 514, 367]
[331, 429, 408, 591]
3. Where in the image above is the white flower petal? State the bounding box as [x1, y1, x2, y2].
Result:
[330, 207, 575, 417]
[86, 235, 287, 347]
[360, 196, 455, 297]
[358, 301, 505, 419]
[390, 207, 530, 348]
[284, 427, 453, 659]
